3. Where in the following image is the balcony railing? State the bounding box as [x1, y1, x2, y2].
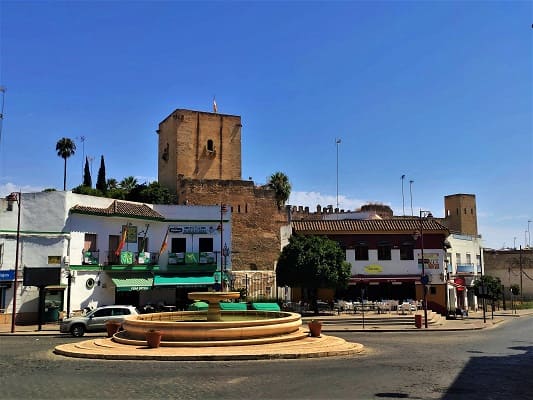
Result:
[82, 251, 100, 265]
[105, 251, 159, 266]
[456, 263, 480, 274]
[166, 252, 217, 274]
[168, 252, 216, 266]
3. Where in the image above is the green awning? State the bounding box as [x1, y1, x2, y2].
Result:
[109, 273, 153, 292]
[154, 275, 215, 287]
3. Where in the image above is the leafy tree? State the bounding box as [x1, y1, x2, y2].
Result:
[55, 137, 76, 191]
[510, 284, 520, 296]
[473, 275, 502, 301]
[127, 181, 175, 204]
[72, 184, 103, 197]
[277, 235, 351, 314]
[96, 155, 107, 192]
[120, 176, 138, 192]
[268, 171, 291, 209]
[42, 188, 56, 192]
[83, 157, 92, 187]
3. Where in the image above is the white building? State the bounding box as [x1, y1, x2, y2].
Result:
[0, 191, 231, 324]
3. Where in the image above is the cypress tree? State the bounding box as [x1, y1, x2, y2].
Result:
[83, 157, 92, 187]
[96, 155, 107, 192]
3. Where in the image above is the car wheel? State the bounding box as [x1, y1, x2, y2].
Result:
[70, 324, 85, 337]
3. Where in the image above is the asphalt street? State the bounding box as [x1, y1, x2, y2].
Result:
[0, 315, 531, 400]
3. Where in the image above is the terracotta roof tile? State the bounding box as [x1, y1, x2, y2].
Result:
[292, 218, 449, 234]
[71, 200, 164, 220]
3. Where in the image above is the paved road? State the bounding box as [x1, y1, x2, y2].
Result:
[0, 316, 531, 400]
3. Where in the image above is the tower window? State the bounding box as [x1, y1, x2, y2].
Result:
[206, 139, 215, 152]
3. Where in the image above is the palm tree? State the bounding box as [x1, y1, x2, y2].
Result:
[106, 178, 118, 190]
[268, 171, 292, 209]
[56, 137, 77, 191]
[120, 176, 138, 192]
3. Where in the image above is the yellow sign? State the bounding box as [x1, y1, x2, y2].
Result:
[364, 264, 383, 274]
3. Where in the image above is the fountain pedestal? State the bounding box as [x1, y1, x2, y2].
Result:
[188, 291, 241, 321]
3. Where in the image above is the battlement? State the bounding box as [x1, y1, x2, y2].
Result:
[288, 203, 394, 221]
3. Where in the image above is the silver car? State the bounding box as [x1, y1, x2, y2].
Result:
[60, 305, 139, 337]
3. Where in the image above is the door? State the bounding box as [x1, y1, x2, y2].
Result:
[86, 308, 113, 331]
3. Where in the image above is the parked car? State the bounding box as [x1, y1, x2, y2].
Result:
[60, 305, 139, 337]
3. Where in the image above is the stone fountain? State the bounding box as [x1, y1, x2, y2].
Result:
[116, 291, 305, 346]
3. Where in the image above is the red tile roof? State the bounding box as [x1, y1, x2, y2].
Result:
[70, 200, 164, 220]
[291, 218, 449, 234]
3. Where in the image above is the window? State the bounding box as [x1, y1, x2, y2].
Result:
[0, 243, 3, 266]
[456, 253, 461, 265]
[199, 238, 213, 252]
[377, 243, 392, 260]
[430, 286, 437, 295]
[93, 308, 113, 318]
[466, 253, 472, 264]
[138, 237, 149, 252]
[354, 243, 369, 260]
[84, 233, 97, 252]
[112, 308, 131, 316]
[171, 238, 186, 253]
[206, 139, 215, 153]
[400, 242, 414, 260]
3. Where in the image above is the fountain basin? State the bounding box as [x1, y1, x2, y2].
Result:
[120, 310, 302, 342]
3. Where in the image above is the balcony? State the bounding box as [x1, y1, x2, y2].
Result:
[456, 263, 479, 274]
[105, 251, 159, 267]
[166, 252, 217, 274]
[82, 251, 100, 265]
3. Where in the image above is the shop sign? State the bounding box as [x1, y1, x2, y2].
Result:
[364, 264, 383, 274]
[418, 253, 440, 269]
[0, 270, 15, 281]
[169, 225, 216, 234]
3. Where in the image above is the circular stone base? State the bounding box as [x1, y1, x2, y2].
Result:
[54, 332, 364, 361]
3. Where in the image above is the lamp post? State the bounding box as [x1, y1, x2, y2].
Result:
[8, 192, 21, 333]
[336, 138, 341, 209]
[418, 209, 432, 328]
[222, 243, 229, 291]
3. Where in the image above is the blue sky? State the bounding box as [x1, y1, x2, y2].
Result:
[0, 1, 531, 250]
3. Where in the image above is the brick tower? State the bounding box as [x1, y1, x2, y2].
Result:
[444, 194, 478, 236]
[156, 108, 286, 279]
[157, 109, 242, 193]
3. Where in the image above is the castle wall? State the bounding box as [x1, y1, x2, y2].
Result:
[176, 178, 288, 272]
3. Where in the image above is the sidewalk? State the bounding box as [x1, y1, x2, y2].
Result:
[1, 309, 531, 336]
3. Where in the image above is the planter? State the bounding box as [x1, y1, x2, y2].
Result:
[105, 321, 122, 338]
[146, 330, 163, 348]
[308, 320, 322, 337]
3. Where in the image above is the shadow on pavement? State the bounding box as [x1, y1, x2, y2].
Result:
[441, 345, 533, 400]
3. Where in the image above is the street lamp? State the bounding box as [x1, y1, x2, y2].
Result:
[222, 243, 230, 291]
[336, 138, 341, 210]
[7, 192, 21, 333]
[415, 209, 433, 328]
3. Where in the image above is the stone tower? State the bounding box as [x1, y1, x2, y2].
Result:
[156, 108, 287, 276]
[157, 109, 242, 193]
[444, 194, 478, 236]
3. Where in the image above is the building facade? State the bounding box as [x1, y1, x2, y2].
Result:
[291, 216, 450, 314]
[0, 191, 231, 324]
[440, 194, 484, 311]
